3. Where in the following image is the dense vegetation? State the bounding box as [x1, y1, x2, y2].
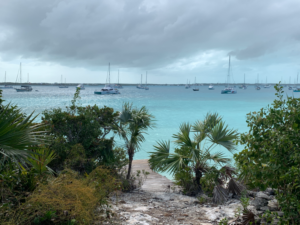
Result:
[1, 84, 300, 224]
[235, 84, 300, 224]
[0, 88, 152, 224]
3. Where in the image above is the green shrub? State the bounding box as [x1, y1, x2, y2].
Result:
[3, 168, 118, 224]
[42, 88, 119, 172]
[234, 84, 300, 224]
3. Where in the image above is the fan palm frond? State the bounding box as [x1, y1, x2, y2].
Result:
[204, 151, 231, 165]
[0, 104, 46, 162]
[173, 123, 193, 147]
[207, 121, 239, 153]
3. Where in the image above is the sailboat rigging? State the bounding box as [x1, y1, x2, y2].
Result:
[221, 55, 237, 94]
[94, 63, 120, 95]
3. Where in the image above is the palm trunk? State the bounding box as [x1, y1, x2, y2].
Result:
[126, 153, 133, 179]
[195, 169, 202, 187]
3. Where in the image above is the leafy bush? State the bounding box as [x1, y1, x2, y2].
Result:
[3, 168, 118, 224]
[234, 84, 300, 224]
[42, 88, 123, 173]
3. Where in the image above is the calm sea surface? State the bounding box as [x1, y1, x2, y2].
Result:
[1, 85, 295, 177]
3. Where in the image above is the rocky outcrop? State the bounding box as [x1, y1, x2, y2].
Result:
[248, 190, 283, 225]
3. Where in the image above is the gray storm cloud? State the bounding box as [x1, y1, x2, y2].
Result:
[0, 0, 300, 69]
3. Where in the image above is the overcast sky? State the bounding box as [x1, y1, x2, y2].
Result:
[0, 0, 300, 84]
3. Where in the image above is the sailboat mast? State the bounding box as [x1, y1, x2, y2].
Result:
[146, 71, 147, 85]
[27, 73, 29, 83]
[141, 74, 142, 86]
[5, 71, 6, 83]
[118, 69, 119, 84]
[108, 63, 110, 85]
[20, 63, 22, 83]
[227, 55, 231, 85]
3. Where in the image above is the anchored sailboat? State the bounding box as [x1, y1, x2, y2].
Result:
[115, 70, 123, 89]
[221, 55, 237, 94]
[137, 74, 145, 89]
[264, 77, 270, 88]
[15, 63, 32, 92]
[59, 75, 69, 88]
[144, 72, 149, 90]
[293, 73, 300, 92]
[0, 71, 13, 89]
[94, 63, 120, 95]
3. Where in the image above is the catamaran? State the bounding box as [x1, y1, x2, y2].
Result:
[94, 63, 120, 95]
[15, 63, 32, 92]
[0, 72, 13, 89]
[221, 55, 237, 94]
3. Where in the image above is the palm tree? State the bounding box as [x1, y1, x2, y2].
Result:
[116, 103, 154, 179]
[0, 103, 46, 164]
[148, 113, 241, 201]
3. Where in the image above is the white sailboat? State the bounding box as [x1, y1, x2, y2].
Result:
[239, 74, 247, 89]
[59, 75, 68, 88]
[193, 77, 199, 91]
[256, 74, 261, 90]
[144, 72, 149, 90]
[0, 72, 13, 89]
[221, 55, 237, 94]
[137, 74, 145, 89]
[114, 70, 123, 89]
[185, 80, 191, 89]
[264, 77, 270, 88]
[76, 84, 85, 90]
[94, 63, 120, 95]
[293, 73, 300, 92]
[15, 63, 32, 92]
[208, 84, 214, 90]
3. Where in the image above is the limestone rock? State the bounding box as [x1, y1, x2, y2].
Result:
[250, 197, 268, 209]
[256, 191, 272, 200]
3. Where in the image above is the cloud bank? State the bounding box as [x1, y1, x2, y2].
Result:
[0, 0, 300, 83]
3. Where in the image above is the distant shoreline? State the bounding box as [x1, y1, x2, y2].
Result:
[0, 82, 285, 86]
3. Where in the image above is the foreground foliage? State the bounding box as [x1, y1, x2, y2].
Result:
[2, 167, 119, 224]
[42, 88, 127, 173]
[149, 113, 241, 201]
[235, 84, 300, 224]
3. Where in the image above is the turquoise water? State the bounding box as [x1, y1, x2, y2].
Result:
[1, 85, 292, 162]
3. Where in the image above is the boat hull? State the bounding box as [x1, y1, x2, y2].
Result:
[221, 90, 237, 94]
[193, 89, 199, 91]
[16, 89, 32, 92]
[94, 91, 120, 95]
